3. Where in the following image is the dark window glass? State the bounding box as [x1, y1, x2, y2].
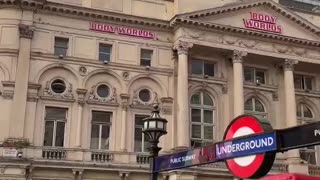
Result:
[54, 37, 68, 56]
[204, 126, 213, 139]
[134, 115, 149, 152]
[191, 92, 201, 105]
[43, 121, 54, 146]
[139, 89, 151, 102]
[244, 68, 265, 84]
[191, 140, 202, 148]
[191, 109, 201, 122]
[55, 122, 65, 147]
[256, 70, 265, 84]
[50, 79, 66, 94]
[191, 60, 202, 75]
[44, 107, 67, 147]
[203, 93, 213, 106]
[294, 75, 313, 90]
[294, 75, 303, 89]
[305, 77, 313, 90]
[244, 68, 254, 82]
[204, 62, 215, 76]
[90, 111, 111, 150]
[191, 125, 201, 139]
[90, 124, 100, 149]
[99, 44, 112, 62]
[191, 60, 215, 77]
[96, 84, 110, 98]
[140, 49, 153, 66]
[204, 110, 213, 124]
[45, 107, 67, 120]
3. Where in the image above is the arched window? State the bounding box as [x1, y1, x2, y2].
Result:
[244, 97, 267, 119]
[190, 92, 215, 148]
[297, 103, 317, 165]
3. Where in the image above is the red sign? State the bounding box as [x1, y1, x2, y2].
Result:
[90, 22, 156, 39]
[243, 12, 282, 34]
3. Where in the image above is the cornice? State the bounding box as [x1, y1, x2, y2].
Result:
[0, 0, 171, 31]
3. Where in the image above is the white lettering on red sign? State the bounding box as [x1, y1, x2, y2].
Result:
[90, 22, 156, 39]
[243, 12, 282, 34]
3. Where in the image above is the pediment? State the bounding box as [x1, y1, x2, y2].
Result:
[177, 0, 320, 43]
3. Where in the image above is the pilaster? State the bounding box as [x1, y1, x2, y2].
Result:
[120, 93, 130, 151]
[75, 89, 87, 147]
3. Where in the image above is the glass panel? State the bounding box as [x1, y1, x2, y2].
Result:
[255, 99, 265, 112]
[191, 140, 202, 148]
[191, 60, 203, 75]
[303, 105, 313, 118]
[101, 125, 110, 150]
[99, 44, 111, 54]
[256, 70, 265, 84]
[244, 99, 253, 111]
[204, 62, 215, 76]
[54, 47, 67, 57]
[305, 77, 313, 90]
[204, 126, 213, 139]
[143, 134, 150, 152]
[99, 53, 110, 62]
[134, 127, 142, 152]
[204, 110, 213, 124]
[139, 89, 151, 102]
[45, 107, 67, 120]
[191, 92, 201, 105]
[203, 93, 213, 106]
[244, 68, 254, 82]
[96, 84, 110, 98]
[90, 124, 100, 149]
[141, 49, 153, 59]
[92, 111, 111, 123]
[140, 59, 151, 66]
[55, 122, 65, 147]
[43, 121, 54, 146]
[55, 37, 68, 47]
[294, 75, 303, 89]
[191, 109, 201, 122]
[135, 115, 148, 126]
[191, 125, 201, 138]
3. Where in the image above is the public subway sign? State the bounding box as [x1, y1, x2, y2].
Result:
[90, 22, 156, 39]
[243, 12, 282, 34]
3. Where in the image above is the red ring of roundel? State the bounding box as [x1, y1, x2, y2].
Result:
[224, 116, 266, 178]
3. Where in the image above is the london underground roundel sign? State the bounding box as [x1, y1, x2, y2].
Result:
[223, 115, 276, 179]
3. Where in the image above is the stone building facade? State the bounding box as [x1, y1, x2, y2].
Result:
[0, 0, 319, 179]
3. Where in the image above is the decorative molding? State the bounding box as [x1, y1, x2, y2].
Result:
[19, 24, 34, 39]
[120, 93, 130, 110]
[1, 81, 15, 99]
[132, 88, 159, 107]
[122, 71, 130, 81]
[232, 50, 247, 63]
[27, 83, 41, 102]
[173, 41, 193, 55]
[76, 88, 87, 105]
[160, 97, 173, 115]
[87, 84, 117, 104]
[43, 80, 74, 99]
[284, 59, 298, 71]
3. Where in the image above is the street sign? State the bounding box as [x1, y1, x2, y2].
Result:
[153, 115, 320, 179]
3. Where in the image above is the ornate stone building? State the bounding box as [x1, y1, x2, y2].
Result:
[0, 0, 319, 179]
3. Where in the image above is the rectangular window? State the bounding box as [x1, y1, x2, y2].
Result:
[191, 108, 214, 148]
[294, 74, 313, 90]
[54, 37, 69, 57]
[134, 115, 150, 152]
[191, 60, 215, 77]
[90, 111, 112, 150]
[99, 44, 112, 62]
[43, 107, 67, 147]
[140, 49, 153, 67]
[244, 67, 265, 84]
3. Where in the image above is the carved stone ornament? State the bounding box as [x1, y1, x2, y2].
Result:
[19, 24, 34, 39]
[122, 71, 130, 80]
[120, 93, 130, 110]
[232, 50, 247, 63]
[87, 84, 117, 104]
[44, 80, 74, 99]
[79, 66, 87, 76]
[160, 97, 173, 115]
[132, 88, 159, 106]
[76, 89, 87, 105]
[173, 41, 193, 55]
[284, 59, 298, 71]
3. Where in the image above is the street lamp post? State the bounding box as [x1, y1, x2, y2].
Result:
[142, 105, 168, 180]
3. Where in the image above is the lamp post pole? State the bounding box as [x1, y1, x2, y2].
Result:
[142, 105, 168, 180]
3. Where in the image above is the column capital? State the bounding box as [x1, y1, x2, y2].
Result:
[19, 24, 34, 39]
[232, 50, 247, 63]
[173, 41, 193, 55]
[284, 59, 298, 71]
[120, 93, 130, 110]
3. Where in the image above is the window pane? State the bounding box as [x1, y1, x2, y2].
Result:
[191, 125, 201, 139]
[305, 77, 313, 90]
[244, 99, 253, 111]
[46, 107, 67, 120]
[140, 59, 151, 66]
[55, 122, 65, 147]
[204, 62, 215, 76]
[135, 115, 149, 126]
[203, 93, 213, 106]
[204, 126, 213, 139]
[99, 44, 111, 54]
[191, 109, 201, 122]
[191, 60, 203, 75]
[99, 53, 110, 62]
[191, 92, 201, 105]
[303, 105, 313, 118]
[204, 110, 213, 124]
[141, 49, 153, 59]
[101, 125, 110, 150]
[92, 111, 111, 123]
[90, 124, 100, 149]
[244, 68, 254, 82]
[134, 127, 142, 152]
[54, 47, 67, 57]
[256, 70, 265, 84]
[43, 121, 54, 146]
[294, 75, 303, 89]
[191, 140, 202, 148]
[143, 134, 150, 152]
[255, 99, 265, 112]
[55, 37, 68, 47]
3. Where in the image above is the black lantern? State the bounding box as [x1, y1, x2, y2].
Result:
[142, 105, 168, 180]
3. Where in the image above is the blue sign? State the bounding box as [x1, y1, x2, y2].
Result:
[215, 132, 277, 160]
[154, 145, 216, 172]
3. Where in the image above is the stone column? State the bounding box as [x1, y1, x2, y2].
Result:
[9, 24, 34, 138]
[173, 41, 193, 149]
[232, 50, 247, 117]
[75, 89, 87, 147]
[120, 94, 130, 151]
